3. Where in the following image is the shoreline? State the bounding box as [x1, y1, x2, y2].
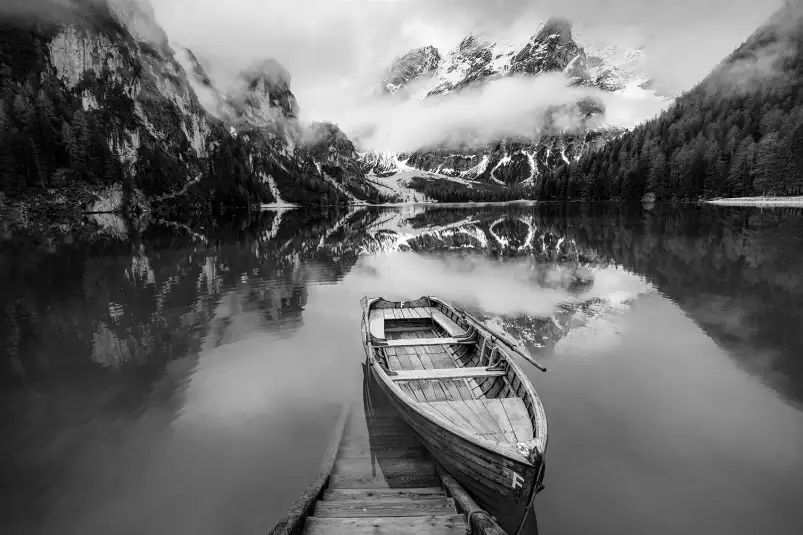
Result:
[707, 196, 803, 206]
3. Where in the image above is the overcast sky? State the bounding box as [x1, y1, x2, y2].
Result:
[151, 0, 785, 138]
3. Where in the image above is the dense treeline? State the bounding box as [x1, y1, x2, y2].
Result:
[0, 23, 262, 209]
[409, 176, 537, 202]
[0, 28, 126, 193]
[537, 6, 803, 201]
[0, 20, 358, 213]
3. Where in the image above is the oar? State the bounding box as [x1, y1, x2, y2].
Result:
[452, 303, 549, 372]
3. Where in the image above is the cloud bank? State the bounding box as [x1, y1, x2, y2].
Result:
[152, 0, 784, 108]
[324, 73, 670, 152]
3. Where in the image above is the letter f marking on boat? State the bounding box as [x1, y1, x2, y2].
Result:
[512, 471, 524, 490]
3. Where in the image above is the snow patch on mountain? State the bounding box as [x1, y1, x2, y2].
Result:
[260, 173, 297, 208]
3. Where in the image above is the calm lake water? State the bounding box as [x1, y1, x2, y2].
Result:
[2, 203, 803, 535]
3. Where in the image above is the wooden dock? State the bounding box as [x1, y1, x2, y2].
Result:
[269, 374, 508, 535]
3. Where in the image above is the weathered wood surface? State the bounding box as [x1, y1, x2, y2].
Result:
[277, 365, 513, 535]
[384, 337, 472, 347]
[437, 468, 507, 535]
[304, 515, 467, 535]
[431, 309, 467, 336]
[295, 388, 469, 535]
[390, 367, 507, 381]
[314, 497, 457, 517]
[370, 365, 540, 534]
[323, 488, 446, 500]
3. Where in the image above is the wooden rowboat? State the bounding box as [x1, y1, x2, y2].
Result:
[359, 296, 548, 535]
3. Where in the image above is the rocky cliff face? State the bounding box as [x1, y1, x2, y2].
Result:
[363, 18, 657, 190]
[0, 0, 383, 215]
[509, 18, 589, 82]
[382, 46, 441, 94]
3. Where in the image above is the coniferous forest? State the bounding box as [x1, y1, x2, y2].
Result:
[534, 5, 803, 202]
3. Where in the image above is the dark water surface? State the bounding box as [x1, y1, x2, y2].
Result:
[2, 203, 803, 535]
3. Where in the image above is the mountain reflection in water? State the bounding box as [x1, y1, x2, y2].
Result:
[1, 203, 802, 535]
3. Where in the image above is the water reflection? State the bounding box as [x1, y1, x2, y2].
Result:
[1, 203, 802, 534]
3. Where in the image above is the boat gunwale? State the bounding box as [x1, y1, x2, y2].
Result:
[362, 296, 546, 465]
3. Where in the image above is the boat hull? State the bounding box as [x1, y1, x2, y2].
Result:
[369, 362, 542, 534]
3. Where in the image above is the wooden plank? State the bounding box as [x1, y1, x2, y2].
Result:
[452, 379, 472, 401]
[395, 349, 415, 371]
[385, 326, 431, 332]
[441, 380, 463, 401]
[424, 401, 479, 435]
[336, 445, 427, 460]
[384, 337, 470, 347]
[443, 345, 466, 367]
[408, 381, 426, 402]
[412, 346, 436, 370]
[389, 368, 506, 381]
[314, 497, 456, 517]
[400, 346, 423, 370]
[398, 382, 415, 400]
[481, 399, 517, 442]
[431, 381, 448, 401]
[466, 378, 482, 397]
[420, 380, 438, 402]
[385, 348, 403, 371]
[500, 398, 534, 442]
[328, 473, 441, 489]
[431, 310, 466, 337]
[444, 401, 485, 435]
[322, 488, 444, 500]
[457, 400, 501, 437]
[303, 515, 467, 535]
[420, 345, 441, 367]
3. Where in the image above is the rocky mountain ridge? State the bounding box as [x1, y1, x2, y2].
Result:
[0, 0, 388, 222]
[363, 18, 660, 191]
[383, 17, 651, 99]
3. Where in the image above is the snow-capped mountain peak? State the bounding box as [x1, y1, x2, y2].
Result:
[382, 46, 441, 94]
[382, 17, 656, 99]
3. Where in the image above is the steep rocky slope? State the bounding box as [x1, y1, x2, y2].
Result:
[0, 0, 384, 221]
[381, 45, 441, 95]
[362, 18, 662, 193]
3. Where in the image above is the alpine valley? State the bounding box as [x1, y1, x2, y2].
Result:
[0, 0, 675, 222]
[360, 17, 666, 200]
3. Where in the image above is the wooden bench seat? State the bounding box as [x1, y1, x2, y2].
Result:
[383, 337, 472, 347]
[369, 314, 385, 339]
[430, 310, 467, 337]
[368, 306, 467, 341]
[390, 367, 506, 381]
